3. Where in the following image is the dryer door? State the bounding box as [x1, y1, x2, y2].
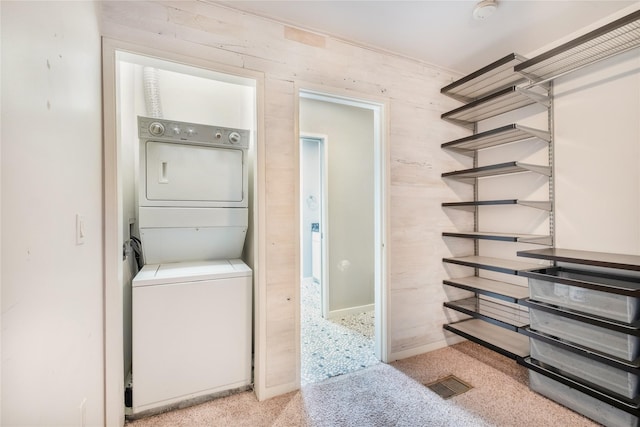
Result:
[145, 141, 244, 203]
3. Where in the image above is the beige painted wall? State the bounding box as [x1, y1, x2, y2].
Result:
[300, 98, 375, 314]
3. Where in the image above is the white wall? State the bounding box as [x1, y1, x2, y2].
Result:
[515, 4, 640, 255]
[0, 1, 3, 418]
[300, 139, 321, 279]
[0, 1, 634, 423]
[100, 1, 469, 399]
[99, 1, 639, 404]
[554, 48, 640, 254]
[1, 1, 104, 426]
[300, 98, 375, 313]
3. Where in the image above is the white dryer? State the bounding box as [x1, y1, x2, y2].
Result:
[131, 117, 252, 415]
[136, 116, 250, 265]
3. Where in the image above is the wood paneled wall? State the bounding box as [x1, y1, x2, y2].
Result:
[100, 0, 472, 399]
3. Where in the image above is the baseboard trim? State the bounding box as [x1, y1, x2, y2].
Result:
[255, 381, 299, 401]
[327, 303, 374, 319]
[389, 335, 466, 362]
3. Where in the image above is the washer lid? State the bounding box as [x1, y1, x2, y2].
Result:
[132, 259, 251, 287]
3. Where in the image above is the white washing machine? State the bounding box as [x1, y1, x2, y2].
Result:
[131, 117, 252, 414]
[132, 259, 251, 414]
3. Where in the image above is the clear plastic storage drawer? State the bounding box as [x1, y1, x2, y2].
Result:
[529, 308, 640, 361]
[529, 371, 638, 427]
[531, 338, 639, 399]
[526, 268, 640, 323]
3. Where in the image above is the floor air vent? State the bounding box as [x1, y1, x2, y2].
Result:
[425, 375, 473, 399]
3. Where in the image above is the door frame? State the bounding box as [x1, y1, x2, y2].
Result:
[296, 84, 390, 364]
[101, 37, 265, 426]
[299, 134, 330, 318]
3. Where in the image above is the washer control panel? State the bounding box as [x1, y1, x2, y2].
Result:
[138, 116, 250, 149]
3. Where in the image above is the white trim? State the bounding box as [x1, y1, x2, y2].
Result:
[320, 135, 330, 320]
[296, 82, 391, 368]
[253, 382, 299, 401]
[101, 37, 124, 427]
[101, 38, 266, 424]
[327, 304, 375, 319]
[292, 97, 303, 391]
[252, 67, 267, 404]
[373, 90, 391, 364]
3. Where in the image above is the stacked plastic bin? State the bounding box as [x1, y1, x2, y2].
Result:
[518, 249, 640, 427]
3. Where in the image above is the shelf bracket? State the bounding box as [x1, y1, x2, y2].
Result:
[516, 87, 551, 108]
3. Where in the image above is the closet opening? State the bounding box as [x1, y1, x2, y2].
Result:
[102, 39, 265, 420]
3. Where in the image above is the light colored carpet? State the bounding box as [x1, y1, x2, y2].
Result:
[300, 363, 490, 426]
[126, 341, 600, 427]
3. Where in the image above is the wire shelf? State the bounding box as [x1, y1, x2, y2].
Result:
[441, 124, 550, 156]
[441, 87, 549, 128]
[442, 199, 551, 211]
[442, 161, 551, 181]
[516, 10, 640, 85]
[441, 53, 528, 102]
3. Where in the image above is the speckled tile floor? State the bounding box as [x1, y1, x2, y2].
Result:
[300, 279, 379, 385]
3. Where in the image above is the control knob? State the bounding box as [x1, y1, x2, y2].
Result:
[148, 122, 165, 136]
[228, 131, 241, 144]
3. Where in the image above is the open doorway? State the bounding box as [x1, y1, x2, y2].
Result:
[298, 89, 386, 385]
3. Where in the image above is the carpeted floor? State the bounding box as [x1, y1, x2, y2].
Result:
[126, 341, 600, 427]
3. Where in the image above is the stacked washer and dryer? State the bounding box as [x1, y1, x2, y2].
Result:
[131, 116, 253, 415]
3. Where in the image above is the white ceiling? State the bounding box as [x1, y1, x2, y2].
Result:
[218, 0, 638, 74]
